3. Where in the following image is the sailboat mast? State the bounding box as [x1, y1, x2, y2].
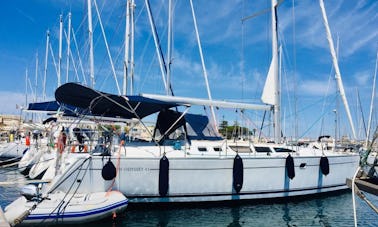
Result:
[34, 52, 38, 102]
[88, 0, 95, 88]
[25, 69, 28, 108]
[166, 0, 173, 96]
[58, 14, 63, 87]
[123, 0, 130, 96]
[43, 30, 49, 100]
[66, 12, 72, 83]
[319, 0, 356, 139]
[130, 0, 135, 95]
[271, 0, 280, 143]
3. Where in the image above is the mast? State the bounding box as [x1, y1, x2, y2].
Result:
[25, 69, 28, 108]
[34, 52, 38, 102]
[261, 0, 280, 143]
[88, 0, 95, 88]
[43, 30, 49, 100]
[319, 0, 356, 139]
[123, 0, 131, 95]
[66, 12, 72, 83]
[166, 0, 173, 96]
[58, 14, 63, 87]
[272, 0, 280, 143]
[130, 0, 135, 95]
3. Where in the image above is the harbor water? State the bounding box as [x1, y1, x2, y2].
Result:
[0, 167, 377, 227]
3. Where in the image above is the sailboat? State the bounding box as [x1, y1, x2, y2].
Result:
[7, 0, 360, 206]
[33, 0, 360, 204]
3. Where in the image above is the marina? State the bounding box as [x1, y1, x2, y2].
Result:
[0, 169, 377, 226]
[0, 0, 377, 226]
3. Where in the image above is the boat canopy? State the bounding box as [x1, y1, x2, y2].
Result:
[56, 83, 270, 120]
[153, 109, 222, 143]
[26, 100, 83, 117]
[27, 101, 60, 113]
[55, 83, 179, 119]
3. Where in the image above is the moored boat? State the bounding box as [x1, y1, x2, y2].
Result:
[0, 141, 28, 165]
[4, 187, 128, 226]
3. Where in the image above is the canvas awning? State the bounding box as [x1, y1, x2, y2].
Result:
[55, 83, 179, 119]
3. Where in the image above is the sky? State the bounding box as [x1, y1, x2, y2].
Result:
[0, 0, 377, 140]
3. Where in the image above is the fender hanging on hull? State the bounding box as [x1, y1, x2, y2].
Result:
[286, 154, 295, 180]
[233, 154, 244, 193]
[102, 159, 116, 181]
[320, 156, 330, 175]
[159, 155, 169, 196]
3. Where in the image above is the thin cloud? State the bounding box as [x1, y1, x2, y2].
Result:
[354, 70, 373, 87]
[0, 92, 26, 115]
[298, 79, 332, 97]
[278, 1, 377, 57]
[15, 7, 36, 24]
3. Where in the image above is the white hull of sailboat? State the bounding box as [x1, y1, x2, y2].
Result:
[28, 152, 55, 179]
[0, 142, 28, 160]
[47, 147, 359, 203]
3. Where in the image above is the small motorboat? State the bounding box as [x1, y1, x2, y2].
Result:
[4, 185, 128, 226]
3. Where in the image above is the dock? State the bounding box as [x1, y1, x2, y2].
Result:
[346, 177, 378, 196]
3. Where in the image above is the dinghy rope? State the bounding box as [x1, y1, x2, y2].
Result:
[38, 156, 92, 225]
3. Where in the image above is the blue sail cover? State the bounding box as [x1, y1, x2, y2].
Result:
[55, 83, 179, 119]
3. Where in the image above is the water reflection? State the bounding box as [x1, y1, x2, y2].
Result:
[227, 206, 241, 227]
[1, 167, 376, 227]
[314, 198, 330, 227]
[282, 203, 292, 226]
[118, 196, 350, 227]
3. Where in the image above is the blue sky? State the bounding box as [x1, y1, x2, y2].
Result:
[0, 0, 377, 140]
